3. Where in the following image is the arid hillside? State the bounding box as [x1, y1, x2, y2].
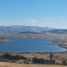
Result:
[8, 33, 67, 39]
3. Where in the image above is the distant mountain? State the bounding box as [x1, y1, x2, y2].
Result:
[49, 29, 67, 34]
[0, 26, 67, 34]
[0, 26, 54, 34]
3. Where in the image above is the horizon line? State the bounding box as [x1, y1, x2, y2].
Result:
[0, 25, 66, 29]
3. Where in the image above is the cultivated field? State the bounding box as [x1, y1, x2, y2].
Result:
[0, 62, 66, 67]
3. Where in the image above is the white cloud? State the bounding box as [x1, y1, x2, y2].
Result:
[51, 18, 55, 21]
[45, 17, 55, 21]
[61, 16, 64, 18]
[18, 18, 67, 29]
[45, 17, 50, 20]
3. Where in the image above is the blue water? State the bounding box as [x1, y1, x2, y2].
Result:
[0, 38, 66, 52]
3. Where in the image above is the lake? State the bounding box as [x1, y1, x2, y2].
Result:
[0, 38, 66, 52]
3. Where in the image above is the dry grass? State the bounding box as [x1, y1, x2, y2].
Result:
[0, 62, 65, 67]
[22, 53, 49, 58]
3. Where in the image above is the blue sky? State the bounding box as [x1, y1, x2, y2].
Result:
[0, 0, 67, 28]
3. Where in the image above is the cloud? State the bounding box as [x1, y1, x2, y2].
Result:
[45, 16, 65, 21]
[51, 18, 55, 21]
[45, 17, 55, 21]
[21, 17, 67, 29]
[45, 17, 50, 20]
[61, 16, 64, 18]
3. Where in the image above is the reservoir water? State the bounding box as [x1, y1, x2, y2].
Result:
[0, 38, 66, 52]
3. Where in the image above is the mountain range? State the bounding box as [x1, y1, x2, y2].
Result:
[0, 26, 67, 34]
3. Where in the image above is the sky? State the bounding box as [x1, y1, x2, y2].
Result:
[0, 0, 67, 29]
